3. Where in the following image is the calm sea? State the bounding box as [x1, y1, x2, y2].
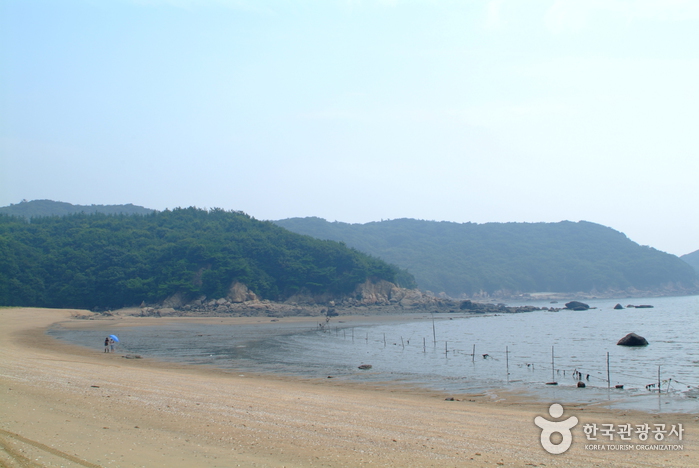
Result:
[48, 295, 699, 413]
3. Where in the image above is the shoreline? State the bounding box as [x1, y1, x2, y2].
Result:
[1, 307, 697, 467]
[49, 307, 699, 415]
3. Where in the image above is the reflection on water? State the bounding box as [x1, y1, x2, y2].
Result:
[49, 295, 699, 413]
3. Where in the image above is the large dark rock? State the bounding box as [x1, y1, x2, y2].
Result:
[565, 301, 590, 311]
[613, 303, 624, 310]
[617, 333, 649, 346]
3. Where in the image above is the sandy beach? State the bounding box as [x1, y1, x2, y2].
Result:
[1, 308, 696, 468]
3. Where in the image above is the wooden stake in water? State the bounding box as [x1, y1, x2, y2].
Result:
[383, 333, 386, 347]
[352, 328, 354, 343]
[423, 337, 426, 353]
[551, 346, 555, 383]
[401, 336, 405, 349]
[506, 346, 510, 384]
[445, 341, 448, 356]
[432, 312, 436, 345]
[366, 332, 368, 344]
[658, 365, 661, 394]
[472, 344, 476, 362]
[606, 352, 610, 389]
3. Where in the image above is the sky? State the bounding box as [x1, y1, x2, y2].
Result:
[1, 0, 698, 256]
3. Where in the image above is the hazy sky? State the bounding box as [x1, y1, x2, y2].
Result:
[2, 0, 698, 256]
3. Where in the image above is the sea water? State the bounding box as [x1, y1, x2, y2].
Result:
[48, 295, 699, 413]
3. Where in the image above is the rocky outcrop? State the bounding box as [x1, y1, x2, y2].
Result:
[458, 300, 543, 314]
[227, 282, 258, 303]
[617, 333, 649, 346]
[565, 301, 590, 311]
[138, 281, 549, 318]
[390, 288, 428, 308]
[350, 279, 433, 307]
[354, 279, 397, 305]
[161, 292, 188, 309]
[613, 303, 624, 310]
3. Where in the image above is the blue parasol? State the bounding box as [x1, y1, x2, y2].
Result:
[109, 334, 120, 343]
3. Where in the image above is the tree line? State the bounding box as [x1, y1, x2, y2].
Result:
[274, 217, 699, 297]
[0, 208, 415, 309]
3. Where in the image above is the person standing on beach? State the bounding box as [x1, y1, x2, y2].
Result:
[109, 337, 115, 353]
[104, 337, 110, 353]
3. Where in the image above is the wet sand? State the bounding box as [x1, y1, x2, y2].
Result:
[1, 307, 697, 467]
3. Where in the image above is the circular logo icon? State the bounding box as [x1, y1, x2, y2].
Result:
[534, 404, 578, 454]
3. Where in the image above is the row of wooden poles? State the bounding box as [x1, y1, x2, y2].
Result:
[321, 323, 677, 393]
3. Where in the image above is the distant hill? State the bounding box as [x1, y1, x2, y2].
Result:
[0, 208, 414, 309]
[0, 199, 154, 218]
[682, 249, 699, 275]
[274, 217, 698, 297]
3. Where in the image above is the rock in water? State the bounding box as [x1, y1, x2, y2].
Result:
[358, 364, 372, 370]
[617, 333, 649, 346]
[564, 301, 590, 311]
[613, 303, 624, 310]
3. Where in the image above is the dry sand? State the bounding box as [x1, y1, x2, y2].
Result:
[1, 307, 696, 468]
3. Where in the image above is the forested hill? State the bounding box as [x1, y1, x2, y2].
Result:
[274, 218, 698, 297]
[682, 249, 699, 275]
[0, 208, 415, 309]
[0, 199, 154, 218]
